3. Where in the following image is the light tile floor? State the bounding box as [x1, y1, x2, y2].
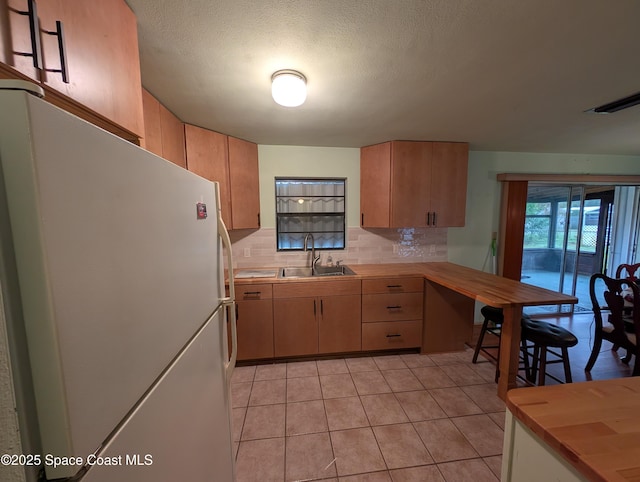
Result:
[231, 348, 504, 482]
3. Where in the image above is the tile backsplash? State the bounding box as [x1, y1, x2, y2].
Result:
[228, 227, 447, 269]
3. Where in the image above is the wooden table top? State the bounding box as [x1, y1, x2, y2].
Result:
[233, 262, 578, 308]
[507, 378, 640, 482]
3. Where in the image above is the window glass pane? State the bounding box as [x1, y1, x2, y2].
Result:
[275, 178, 346, 251]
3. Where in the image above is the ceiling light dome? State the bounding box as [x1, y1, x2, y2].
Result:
[271, 70, 307, 107]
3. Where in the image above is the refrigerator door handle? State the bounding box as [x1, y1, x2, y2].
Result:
[218, 209, 237, 385]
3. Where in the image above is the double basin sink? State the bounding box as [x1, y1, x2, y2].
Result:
[278, 264, 356, 278]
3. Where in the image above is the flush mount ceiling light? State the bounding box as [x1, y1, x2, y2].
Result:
[271, 70, 307, 107]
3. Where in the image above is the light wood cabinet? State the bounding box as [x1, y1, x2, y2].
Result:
[184, 126, 260, 230]
[360, 141, 468, 228]
[228, 136, 260, 229]
[235, 284, 273, 361]
[361, 277, 423, 350]
[0, 0, 144, 141]
[184, 124, 232, 228]
[273, 280, 361, 357]
[142, 88, 186, 168]
[318, 294, 361, 354]
[273, 297, 318, 357]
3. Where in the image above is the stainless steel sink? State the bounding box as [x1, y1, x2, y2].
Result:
[313, 265, 356, 276]
[278, 265, 355, 278]
[279, 266, 313, 278]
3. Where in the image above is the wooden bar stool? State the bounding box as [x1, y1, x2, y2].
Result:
[520, 317, 578, 385]
[472, 306, 504, 381]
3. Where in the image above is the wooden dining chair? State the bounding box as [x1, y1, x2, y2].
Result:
[615, 262, 640, 282]
[585, 273, 640, 376]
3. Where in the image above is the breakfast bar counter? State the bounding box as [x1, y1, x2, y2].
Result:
[503, 377, 640, 481]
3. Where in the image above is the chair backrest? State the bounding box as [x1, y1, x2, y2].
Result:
[615, 263, 640, 281]
[590, 273, 640, 341]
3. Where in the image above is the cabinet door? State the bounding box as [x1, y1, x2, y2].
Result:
[360, 142, 391, 228]
[228, 136, 260, 229]
[273, 298, 318, 357]
[1, 0, 42, 81]
[390, 141, 433, 227]
[430, 142, 468, 227]
[319, 294, 361, 353]
[236, 300, 273, 361]
[142, 88, 163, 157]
[184, 125, 232, 228]
[158, 103, 186, 169]
[38, 0, 144, 137]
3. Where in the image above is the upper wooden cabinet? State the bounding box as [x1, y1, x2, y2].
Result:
[184, 124, 260, 230]
[228, 136, 260, 229]
[0, 0, 144, 141]
[142, 89, 186, 168]
[360, 141, 468, 228]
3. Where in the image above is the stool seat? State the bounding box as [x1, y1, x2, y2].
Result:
[521, 318, 578, 348]
[480, 306, 504, 324]
[521, 318, 578, 386]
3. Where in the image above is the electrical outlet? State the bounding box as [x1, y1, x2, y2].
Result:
[430, 244, 436, 255]
[243, 248, 251, 257]
[392, 243, 399, 254]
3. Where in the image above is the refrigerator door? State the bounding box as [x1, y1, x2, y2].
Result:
[0, 89, 228, 478]
[80, 306, 234, 482]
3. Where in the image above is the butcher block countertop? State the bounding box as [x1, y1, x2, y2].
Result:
[233, 262, 576, 308]
[506, 378, 640, 482]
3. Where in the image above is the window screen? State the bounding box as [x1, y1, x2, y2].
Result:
[275, 178, 346, 251]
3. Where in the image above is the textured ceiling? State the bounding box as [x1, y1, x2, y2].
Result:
[126, 0, 640, 155]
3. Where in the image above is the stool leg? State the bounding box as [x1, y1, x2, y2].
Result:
[472, 318, 490, 363]
[562, 347, 572, 383]
[494, 330, 502, 383]
[521, 338, 531, 380]
[538, 347, 547, 386]
[530, 345, 540, 384]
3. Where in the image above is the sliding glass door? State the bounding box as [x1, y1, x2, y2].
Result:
[521, 185, 614, 313]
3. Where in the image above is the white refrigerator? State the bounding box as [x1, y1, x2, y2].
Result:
[0, 81, 237, 481]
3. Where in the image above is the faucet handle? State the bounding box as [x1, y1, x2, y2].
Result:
[336, 259, 343, 266]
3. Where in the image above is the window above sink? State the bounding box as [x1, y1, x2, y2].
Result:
[275, 178, 346, 251]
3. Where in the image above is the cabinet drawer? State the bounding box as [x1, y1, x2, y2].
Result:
[362, 321, 422, 351]
[362, 277, 423, 294]
[362, 292, 423, 322]
[236, 284, 273, 300]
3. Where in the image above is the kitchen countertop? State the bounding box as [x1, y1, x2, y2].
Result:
[506, 377, 640, 482]
[232, 262, 576, 307]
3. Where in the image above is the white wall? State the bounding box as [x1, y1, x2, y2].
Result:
[448, 151, 640, 271]
[258, 145, 360, 228]
[257, 145, 640, 271]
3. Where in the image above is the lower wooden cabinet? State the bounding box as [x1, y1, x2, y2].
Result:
[273, 280, 362, 357]
[362, 320, 422, 350]
[235, 275, 430, 359]
[234, 284, 273, 361]
[361, 276, 424, 351]
[319, 294, 361, 354]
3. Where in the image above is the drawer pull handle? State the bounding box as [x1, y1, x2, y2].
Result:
[43, 20, 69, 83]
[386, 285, 402, 288]
[243, 291, 262, 295]
[386, 334, 401, 338]
[386, 305, 402, 310]
[17, 0, 43, 69]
